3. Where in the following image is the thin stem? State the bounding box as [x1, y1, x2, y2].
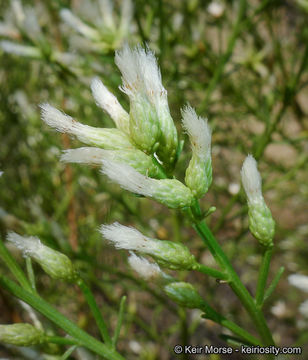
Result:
[0, 275, 124, 360]
[195, 263, 229, 281]
[60, 345, 78, 360]
[26, 257, 36, 292]
[255, 247, 273, 307]
[263, 266, 284, 304]
[200, 301, 261, 346]
[77, 278, 112, 346]
[192, 209, 274, 346]
[45, 336, 80, 346]
[0, 237, 33, 293]
[112, 295, 126, 349]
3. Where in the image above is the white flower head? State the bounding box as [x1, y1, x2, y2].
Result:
[101, 159, 152, 196]
[241, 155, 262, 203]
[7, 232, 43, 258]
[288, 274, 308, 293]
[100, 222, 158, 254]
[181, 105, 211, 160]
[90, 77, 129, 133]
[60, 8, 100, 41]
[115, 44, 166, 104]
[61, 147, 107, 165]
[128, 252, 162, 280]
[7, 232, 76, 281]
[101, 159, 193, 208]
[40, 103, 132, 150]
[101, 222, 197, 270]
[0, 41, 41, 58]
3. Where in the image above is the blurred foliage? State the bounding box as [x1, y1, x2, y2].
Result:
[0, 0, 308, 359]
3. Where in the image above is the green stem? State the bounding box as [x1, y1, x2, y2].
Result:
[45, 336, 80, 346]
[112, 295, 126, 349]
[200, 301, 261, 346]
[263, 266, 284, 304]
[195, 263, 229, 281]
[26, 257, 36, 292]
[192, 215, 274, 346]
[255, 247, 273, 307]
[0, 237, 32, 293]
[77, 278, 112, 346]
[0, 275, 124, 360]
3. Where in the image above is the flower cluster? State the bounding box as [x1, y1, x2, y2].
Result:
[41, 45, 212, 209]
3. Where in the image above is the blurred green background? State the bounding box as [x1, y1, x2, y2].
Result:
[0, 0, 308, 359]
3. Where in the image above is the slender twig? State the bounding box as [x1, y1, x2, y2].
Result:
[255, 247, 273, 307]
[195, 263, 229, 281]
[191, 205, 275, 347]
[112, 295, 126, 348]
[0, 275, 124, 360]
[263, 266, 284, 305]
[77, 278, 112, 346]
[25, 257, 36, 292]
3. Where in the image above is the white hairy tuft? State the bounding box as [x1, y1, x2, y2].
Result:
[115, 44, 140, 96]
[0, 41, 40, 58]
[288, 274, 308, 293]
[90, 77, 129, 128]
[61, 147, 107, 165]
[241, 155, 262, 202]
[7, 232, 42, 258]
[101, 159, 154, 197]
[115, 44, 165, 102]
[128, 252, 162, 280]
[100, 222, 154, 252]
[60, 9, 99, 40]
[40, 103, 78, 134]
[181, 105, 211, 159]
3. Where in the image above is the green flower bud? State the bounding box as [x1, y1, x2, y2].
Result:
[101, 160, 194, 209]
[163, 282, 204, 309]
[101, 223, 198, 271]
[0, 324, 44, 346]
[248, 201, 275, 247]
[129, 93, 160, 153]
[61, 147, 163, 178]
[181, 105, 212, 198]
[7, 233, 78, 282]
[241, 155, 275, 247]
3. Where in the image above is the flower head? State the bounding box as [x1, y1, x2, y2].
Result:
[181, 105, 212, 198]
[241, 155, 262, 204]
[101, 222, 197, 270]
[40, 103, 132, 150]
[101, 159, 193, 208]
[7, 232, 77, 281]
[241, 155, 275, 246]
[128, 252, 163, 281]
